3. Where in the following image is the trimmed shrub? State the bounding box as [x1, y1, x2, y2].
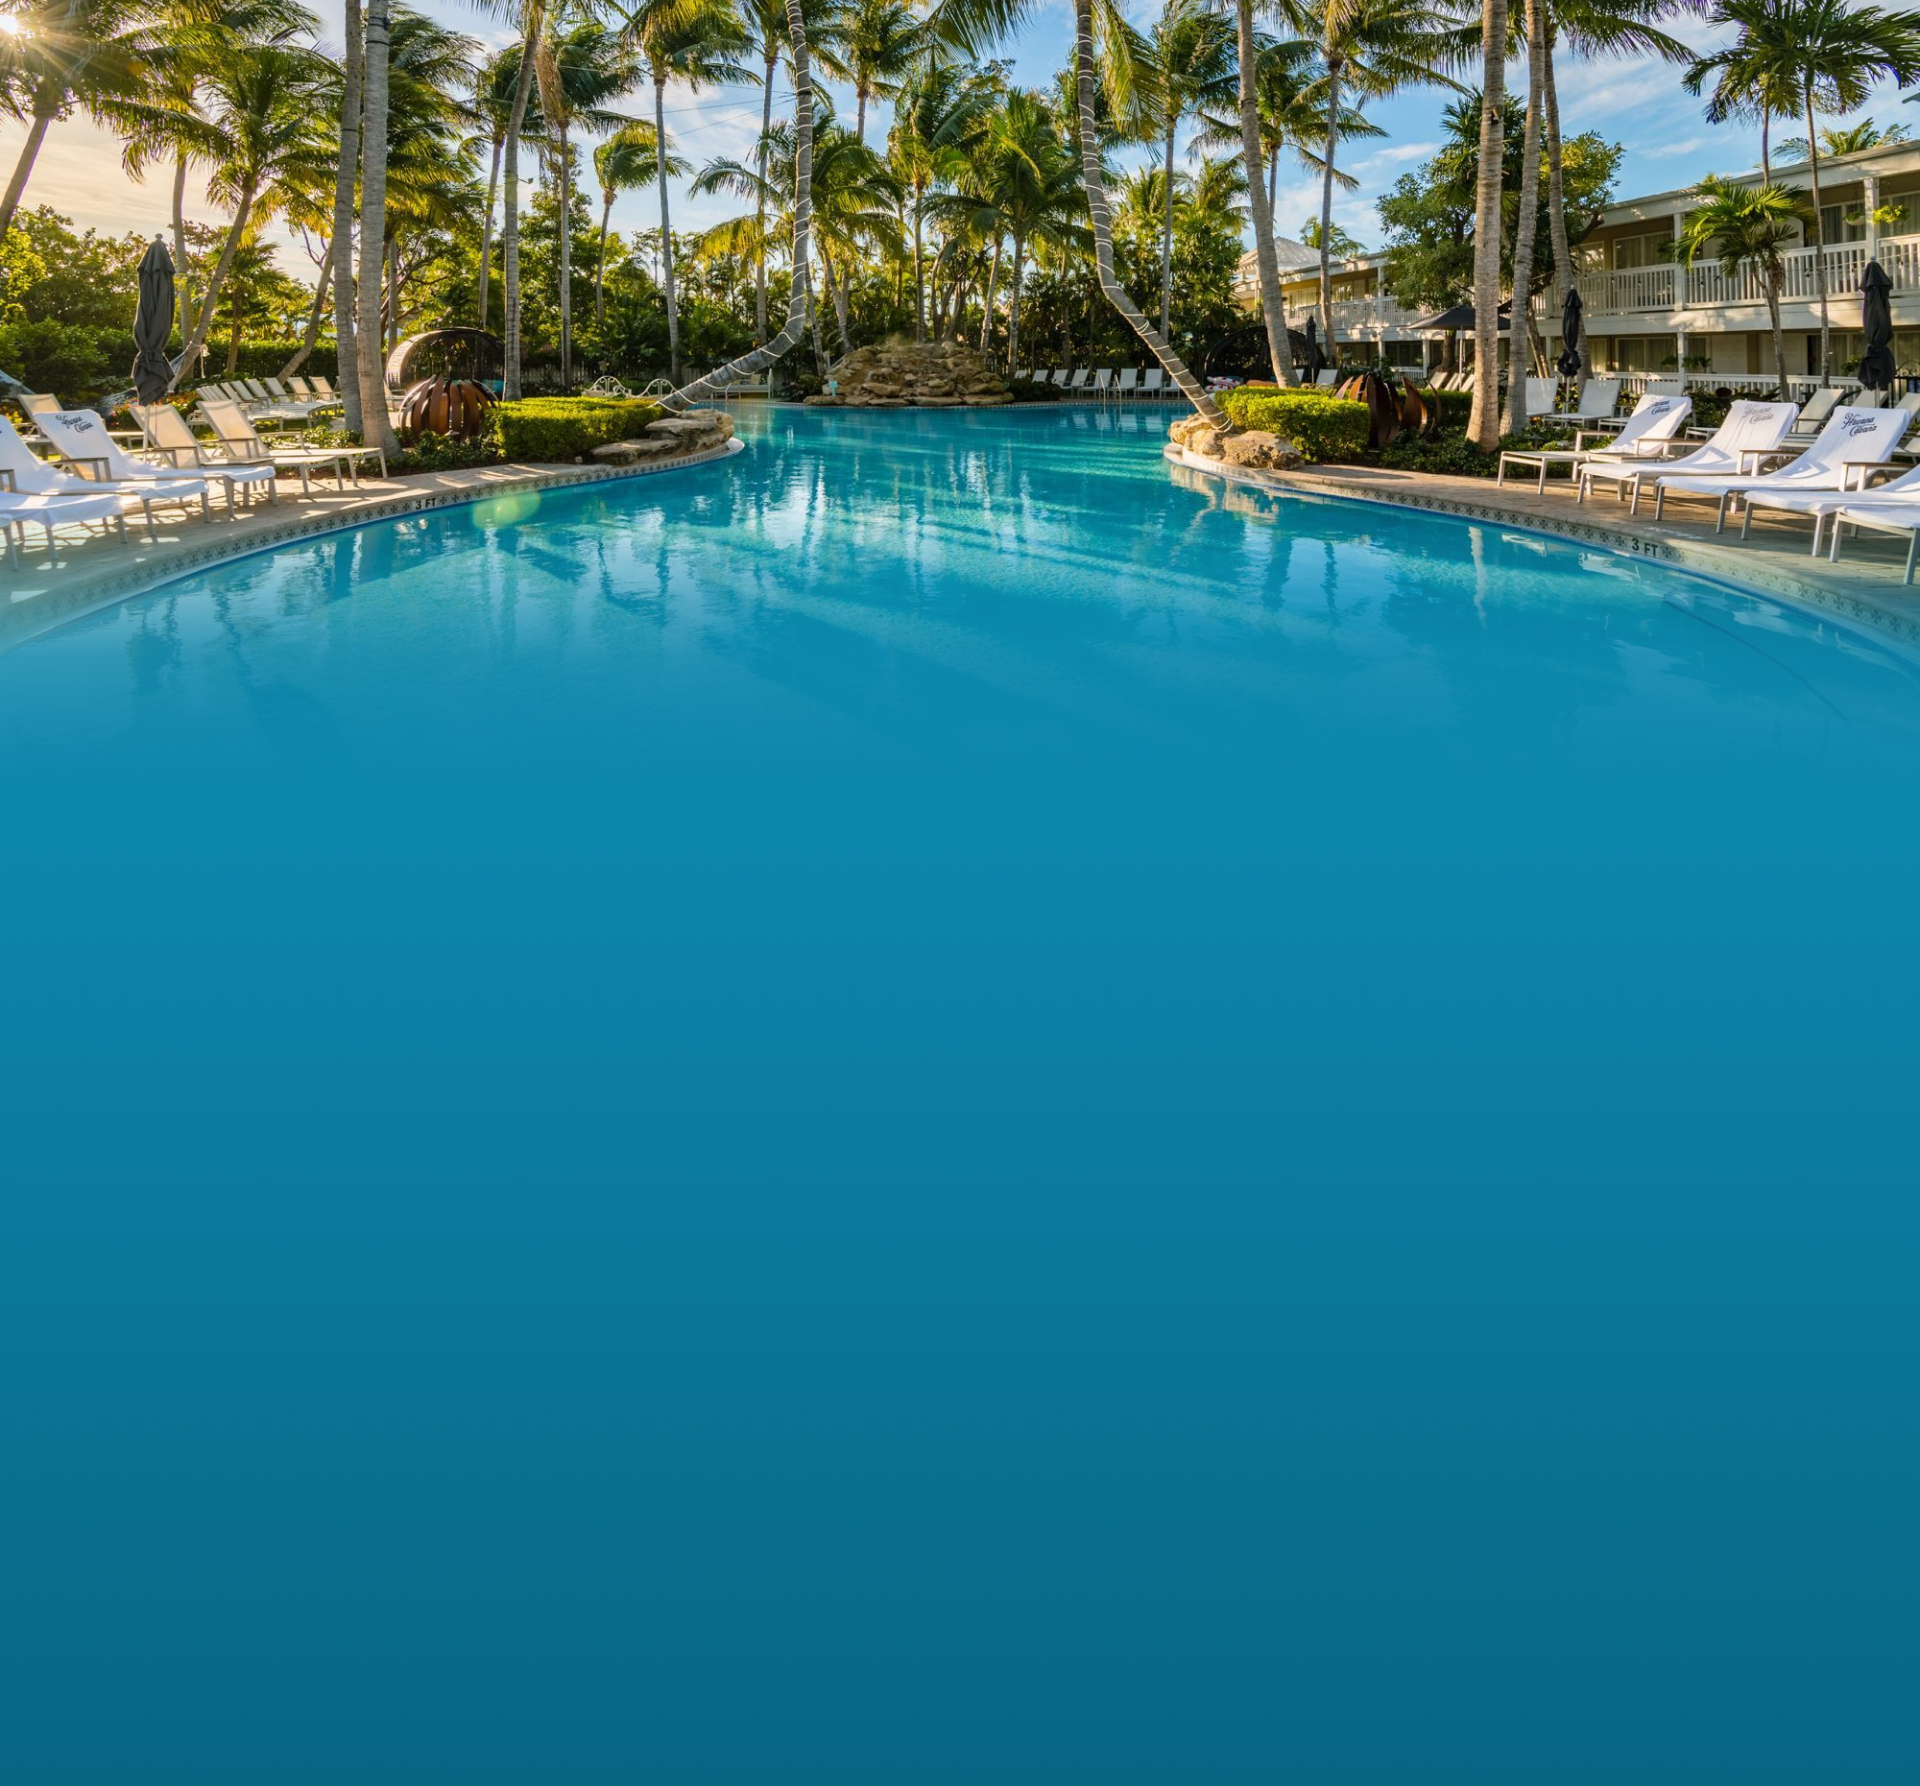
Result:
[1374, 424, 1570, 479]
[490, 396, 663, 461]
[1217, 386, 1371, 462]
[1008, 376, 1062, 403]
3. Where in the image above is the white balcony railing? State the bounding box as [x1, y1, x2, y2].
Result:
[1573, 233, 1920, 316]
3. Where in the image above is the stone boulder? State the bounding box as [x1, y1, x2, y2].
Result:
[1221, 429, 1303, 472]
[825, 337, 1013, 408]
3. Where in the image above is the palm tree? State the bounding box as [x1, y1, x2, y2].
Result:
[933, 87, 1082, 369]
[536, 15, 641, 389]
[616, 0, 750, 382]
[470, 44, 530, 332]
[475, 0, 549, 398]
[818, 0, 921, 143]
[740, 0, 789, 343]
[0, 0, 176, 245]
[1146, 0, 1237, 338]
[888, 58, 997, 340]
[1778, 116, 1913, 163]
[330, 0, 365, 430]
[1071, 0, 1228, 424]
[1541, 0, 1692, 386]
[1277, 0, 1465, 362]
[666, 0, 818, 407]
[1682, 0, 1802, 183]
[357, 0, 399, 453]
[1689, 0, 1920, 384]
[1469, 0, 1506, 449]
[1502, 0, 1546, 434]
[1676, 174, 1804, 395]
[593, 120, 681, 325]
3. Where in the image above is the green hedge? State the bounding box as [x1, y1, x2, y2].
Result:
[1218, 386, 1371, 462]
[491, 396, 663, 461]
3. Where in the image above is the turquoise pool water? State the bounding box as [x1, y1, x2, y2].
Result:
[4, 404, 1917, 1784]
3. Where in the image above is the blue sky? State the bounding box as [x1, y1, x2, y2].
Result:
[5, 0, 1915, 286]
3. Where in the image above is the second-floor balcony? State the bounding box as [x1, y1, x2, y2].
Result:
[1571, 233, 1920, 316]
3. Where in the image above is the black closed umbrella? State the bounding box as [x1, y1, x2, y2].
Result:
[1303, 314, 1326, 379]
[131, 237, 176, 405]
[1557, 287, 1584, 377]
[1859, 259, 1895, 393]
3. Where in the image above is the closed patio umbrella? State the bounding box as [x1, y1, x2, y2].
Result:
[1557, 288, 1584, 377]
[130, 238, 175, 404]
[1859, 260, 1895, 393]
[1303, 314, 1325, 378]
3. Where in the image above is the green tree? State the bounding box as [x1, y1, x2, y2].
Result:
[819, 0, 921, 144]
[1144, 0, 1237, 338]
[1675, 173, 1806, 395]
[594, 120, 681, 327]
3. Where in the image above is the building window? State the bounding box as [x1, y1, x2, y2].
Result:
[1817, 203, 1869, 245]
[1611, 232, 1672, 269]
[1607, 335, 1678, 371]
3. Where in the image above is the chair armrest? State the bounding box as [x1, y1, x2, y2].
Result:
[65, 456, 113, 482]
[0, 467, 13, 491]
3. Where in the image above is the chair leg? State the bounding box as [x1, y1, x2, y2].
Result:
[142, 499, 158, 544]
[1739, 500, 1754, 540]
[1906, 529, 1918, 585]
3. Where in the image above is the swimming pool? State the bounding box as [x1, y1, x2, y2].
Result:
[4, 404, 1917, 1784]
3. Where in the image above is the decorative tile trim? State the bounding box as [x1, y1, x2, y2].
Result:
[0, 440, 743, 657]
[1166, 443, 1920, 658]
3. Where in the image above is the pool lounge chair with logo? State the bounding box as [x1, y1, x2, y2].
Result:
[1734, 458, 1920, 555]
[37, 408, 219, 531]
[200, 396, 387, 484]
[1577, 400, 1799, 514]
[1825, 488, 1920, 580]
[135, 404, 285, 504]
[1651, 405, 1907, 531]
[1497, 391, 1693, 494]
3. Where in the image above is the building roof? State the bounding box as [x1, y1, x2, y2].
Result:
[1238, 237, 1323, 280]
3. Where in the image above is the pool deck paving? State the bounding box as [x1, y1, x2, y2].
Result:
[4, 426, 1917, 660]
[1166, 444, 1920, 657]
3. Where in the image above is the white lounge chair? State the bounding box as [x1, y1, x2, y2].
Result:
[1826, 492, 1920, 579]
[1552, 376, 1623, 426]
[135, 403, 285, 504]
[36, 408, 219, 531]
[1050, 368, 1068, 386]
[200, 396, 387, 483]
[285, 375, 343, 412]
[1116, 367, 1139, 400]
[1066, 368, 1091, 397]
[1780, 385, 1844, 441]
[1654, 405, 1907, 531]
[1521, 375, 1560, 420]
[1644, 377, 1685, 399]
[0, 485, 132, 564]
[1091, 368, 1114, 397]
[1314, 368, 1339, 389]
[1578, 399, 1799, 514]
[1735, 459, 1920, 556]
[308, 375, 339, 401]
[1142, 367, 1167, 399]
[1497, 392, 1693, 494]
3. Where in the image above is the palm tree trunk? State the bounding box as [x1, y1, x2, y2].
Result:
[756, 45, 776, 345]
[912, 184, 926, 342]
[665, 0, 816, 409]
[654, 70, 681, 382]
[172, 156, 195, 347]
[1760, 114, 1771, 185]
[329, 0, 365, 431]
[821, 243, 852, 356]
[856, 84, 867, 145]
[1543, 41, 1577, 394]
[180, 184, 257, 368]
[1160, 116, 1177, 339]
[1237, 0, 1293, 384]
[558, 120, 573, 390]
[980, 238, 1002, 355]
[1504, 0, 1546, 437]
[0, 103, 55, 248]
[1008, 240, 1024, 373]
[503, 32, 539, 401]
[1073, 0, 1226, 427]
[357, 0, 400, 455]
[1268, 147, 1277, 215]
[479, 135, 502, 329]
[1766, 280, 1788, 398]
[596, 191, 615, 328]
[1805, 87, 1829, 386]
[1468, 0, 1508, 451]
[1317, 60, 1341, 347]
[279, 257, 333, 377]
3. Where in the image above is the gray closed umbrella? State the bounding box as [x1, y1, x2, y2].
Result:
[131, 237, 176, 404]
[1556, 287, 1584, 377]
[1859, 260, 1895, 392]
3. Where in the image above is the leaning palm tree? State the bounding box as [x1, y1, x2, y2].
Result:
[1072, 0, 1229, 425]
[615, 0, 750, 383]
[1468, 0, 1506, 450]
[1676, 174, 1804, 396]
[664, 0, 818, 408]
[1502, 0, 1547, 434]
[357, 0, 400, 454]
[817, 0, 922, 143]
[593, 120, 682, 325]
[0, 0, 177, 245]
[1146, 0, 1238, 339]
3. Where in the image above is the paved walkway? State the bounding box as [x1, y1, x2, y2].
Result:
[0, 445, 738, 656]
[1166, 445, 1920, 656]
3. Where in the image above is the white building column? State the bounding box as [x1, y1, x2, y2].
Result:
[1864, 172, 1882, 251]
